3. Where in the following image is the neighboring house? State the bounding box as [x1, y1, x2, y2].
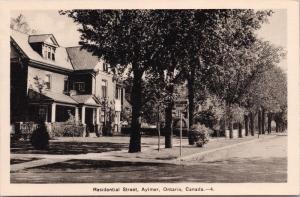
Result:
[10, 29, 125, 135]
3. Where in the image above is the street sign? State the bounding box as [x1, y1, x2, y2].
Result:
[173, 99, 189, 131]
[173, 99, 189, 117]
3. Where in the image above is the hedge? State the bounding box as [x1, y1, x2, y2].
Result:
[51, 122, 85, 137]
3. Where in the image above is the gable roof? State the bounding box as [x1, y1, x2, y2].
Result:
[71, 94, 101, 106]
[28, 34, 59, 46]
[66, 46, 100, 71]
[11, 30, 73, 71]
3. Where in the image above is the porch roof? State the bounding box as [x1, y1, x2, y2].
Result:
[43, 91, 78, 104]
[71, 94, 101, 107]
[28, 89, 78, 105]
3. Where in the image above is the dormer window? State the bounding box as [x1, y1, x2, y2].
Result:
[43, 45, 55, 61]
[28, 34, 59, 61]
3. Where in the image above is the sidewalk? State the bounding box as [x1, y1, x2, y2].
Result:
[11, 134, 279, 172]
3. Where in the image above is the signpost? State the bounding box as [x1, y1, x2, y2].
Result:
[157, 105, 161, 152]
[180, 113, 182, 157]
[173, 99, 188, 158]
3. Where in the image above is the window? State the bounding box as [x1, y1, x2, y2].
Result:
[38, 106, 47, 121]
[43, 45, 55, 61]
[115, 86, 121, 99]
[63, 77, 69, 93]
[103, 63, 108, 72]
[47, 47, 51, 59]
[75, 82, 85, 92]
[101, 80, 107, 98]
[45, 74, 51, 89]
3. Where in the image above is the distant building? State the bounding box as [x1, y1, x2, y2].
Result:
[10, 30, 125, 135]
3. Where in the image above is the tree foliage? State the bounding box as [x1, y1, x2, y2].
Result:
[10, 14, 37, 34]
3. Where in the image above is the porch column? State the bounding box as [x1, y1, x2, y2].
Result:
[75, 107, 79, 123]
[51, 103, 56, 123]
[81, 106, 86, 124]
[92, 108, 96, 124]
[96, 107, 100, 124]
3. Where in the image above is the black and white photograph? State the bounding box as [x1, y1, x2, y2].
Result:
[0, 0, 299, 196]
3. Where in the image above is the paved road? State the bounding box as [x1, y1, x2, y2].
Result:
[11, 135, 287, 183]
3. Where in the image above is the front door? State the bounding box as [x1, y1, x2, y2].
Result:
[85, 108, 94, 133]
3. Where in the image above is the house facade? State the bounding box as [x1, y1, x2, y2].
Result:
[10, 30, 125, 136]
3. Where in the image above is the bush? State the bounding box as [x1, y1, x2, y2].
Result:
[188, 124, 213, 147]
[51, 122, 85, 137]
[30, 123, 50, 150]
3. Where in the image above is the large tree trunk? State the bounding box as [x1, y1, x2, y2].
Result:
[258, 109, 262, 135]
[238, 122, 243, 138]
[250, 112, 254, 136]
[165, 84, 174, 148]
[244, 115, 249, 136]
[129, 69, 143, 153]
[187, 67, 195, 128]
[227, 104, 233, 139]
[267, 113, 272, 134]
[228, 120, 233, 138]
[262, 108, 266, 134]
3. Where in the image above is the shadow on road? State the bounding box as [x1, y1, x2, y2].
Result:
[12, 157, 287, 183]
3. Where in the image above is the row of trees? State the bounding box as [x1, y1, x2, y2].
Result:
[61, 10, 286, 153]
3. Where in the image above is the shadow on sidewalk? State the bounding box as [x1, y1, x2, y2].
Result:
[11, 141, 128, 155]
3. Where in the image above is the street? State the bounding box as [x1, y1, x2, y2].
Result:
[11, 135, 287, 183]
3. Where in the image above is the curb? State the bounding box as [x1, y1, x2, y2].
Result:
[176, 135, 277, 161]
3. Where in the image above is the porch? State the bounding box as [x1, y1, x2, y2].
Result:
[26, 90, 102, 137]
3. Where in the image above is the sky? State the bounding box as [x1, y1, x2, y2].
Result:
[11, 9, 287, 70]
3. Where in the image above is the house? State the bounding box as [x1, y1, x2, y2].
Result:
[10, 29, 125, 136]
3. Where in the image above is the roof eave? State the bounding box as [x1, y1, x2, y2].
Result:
[28, 59, 74, 73]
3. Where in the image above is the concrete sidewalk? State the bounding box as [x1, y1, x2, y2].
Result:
[11, 134, 279, 172]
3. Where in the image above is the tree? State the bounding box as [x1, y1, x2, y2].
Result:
[172, 10, 275, 134]
[244, 65, 287, 134]
[239, 39, 286, 136]
[199, 10, 280, 138]
[61, 10, 173, 152]
[10, 14, 37, 34]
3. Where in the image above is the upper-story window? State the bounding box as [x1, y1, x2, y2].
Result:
[75, 82, 85, 93]
[103, 63, 108, 72]
[115, 86, 121, 100]
[102, 80, 107, 98]
[63, 77, 69, 93]
[45, 74, 51, 90]
[43, 45, 55, 61]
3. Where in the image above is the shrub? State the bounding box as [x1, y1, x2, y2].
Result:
[30, 123, 50, 150]
[51, 122, 85, 137]
[188, 124, 213, 147]
[63, 124, 85, 137]
[102, 124, 113, 136]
